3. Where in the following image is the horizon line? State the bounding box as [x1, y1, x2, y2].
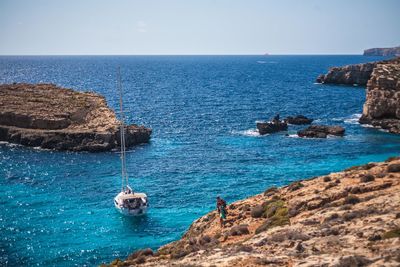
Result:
[0, 53, 370, 56]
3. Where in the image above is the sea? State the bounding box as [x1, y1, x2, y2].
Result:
[0, 55, 399, 266]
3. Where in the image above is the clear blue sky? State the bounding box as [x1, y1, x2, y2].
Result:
[0, 0, 399, 55]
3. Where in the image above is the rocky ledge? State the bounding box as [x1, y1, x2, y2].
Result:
[284, 115, 313, 125]
[316, 62, 377, 86]
[359, 58, 400, 134]
[107, 157, 400, 267]
[0, 83, 151, 151]
[256, 121, 288, 135]
[297, 125, 345, 138]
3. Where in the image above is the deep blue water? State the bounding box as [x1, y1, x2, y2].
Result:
[0, 55, 399, 266]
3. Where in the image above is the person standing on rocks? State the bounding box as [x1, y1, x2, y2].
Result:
[216, 196, 227, 227]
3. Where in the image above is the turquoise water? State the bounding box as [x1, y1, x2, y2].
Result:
[0, 55, 399, 266]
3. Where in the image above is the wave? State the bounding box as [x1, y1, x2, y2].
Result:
[232, 129, 263, 137]
[344, 113, 362, 124]
[287, 134, 299, 138]
[257, 61, 266, 64]
[331, 113, 362, 124]
[360, 124, 377, 128]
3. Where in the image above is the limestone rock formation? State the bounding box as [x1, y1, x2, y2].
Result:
[316, 62, 376, 85]
[284, 115, 313, 125]
[256, 121, 288, 135]
[106, 157, 400, 266]
[363, 46, 400, 56]
[359, 58, 400, 134]
[297, 125, 345, 138]
[0, 83, 151, 151]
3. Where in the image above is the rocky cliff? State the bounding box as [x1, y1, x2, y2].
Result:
[316, 62, 377, 85]
[364, 46, 400, 57]
[0, 83, 151, 151]
[107, 157, 400, 267]
[359, 58, 400, 133]
[316, 57, 400, 134]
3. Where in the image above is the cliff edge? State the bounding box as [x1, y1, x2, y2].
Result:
[0, 83, 151, 151]
[108, 157, 400, 267]
[359, 58, 400, 133]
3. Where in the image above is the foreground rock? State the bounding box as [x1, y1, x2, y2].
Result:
[297, 125, 345, 138]
[359, 58, 400, 134]
[107, 157, 400, 266]
[256, 121, 288, 135]
[0, 83, 151, 151]
[363, 46, 400, 56]
[284, 115, 313, 125]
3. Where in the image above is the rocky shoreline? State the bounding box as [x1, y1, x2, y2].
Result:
[107, 157, 400, 266]
[317, 57, 400, 134]
[0, 83, 151, 152]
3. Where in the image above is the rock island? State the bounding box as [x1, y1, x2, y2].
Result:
[0, 83, 151, 151]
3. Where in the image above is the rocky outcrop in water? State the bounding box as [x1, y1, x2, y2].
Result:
[297, 125, 345, 138]
[256, 121, 288, 135]
[363, 46, 400, 56]
[284, 115, 313, 125]
[107, 157, 400, 266]
[359, 58, 400, 134]
[316, 62, 376, 85]
[0, 83, 151, 151]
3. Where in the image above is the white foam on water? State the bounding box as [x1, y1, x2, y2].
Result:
[327, 134, 344, 139]
[344, 113, 362, 124]
[232, 129, 263, 137]
[361, 124, 377, 128]
[287, 134, 299, 138]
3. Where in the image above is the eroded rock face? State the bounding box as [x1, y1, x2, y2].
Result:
[0, 83, 151, 151]
[256, 121, 288, 135]
[316, 62, 376, 85]
[359, 59, 400, 134]
[297, 125, 345, 138]
[108, 157, 400, 267]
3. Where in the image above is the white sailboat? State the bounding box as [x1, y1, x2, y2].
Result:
[114, 68, 148, 216]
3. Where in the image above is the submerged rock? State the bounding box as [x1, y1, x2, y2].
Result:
[297, 125, 345, 138]
[284, 115, 313, 125]
[0, 83, 151, 151]
[256, 121, 288, 135]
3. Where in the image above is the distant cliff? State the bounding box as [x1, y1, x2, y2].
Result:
[0, 83, 151, 151]
[106, 157, 400, 266]
[364, 46, 400, 56]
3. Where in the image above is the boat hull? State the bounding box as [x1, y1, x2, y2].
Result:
[114, 203, 148, 216]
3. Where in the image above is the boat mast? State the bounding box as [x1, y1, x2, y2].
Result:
[117, 67, 129, 192]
